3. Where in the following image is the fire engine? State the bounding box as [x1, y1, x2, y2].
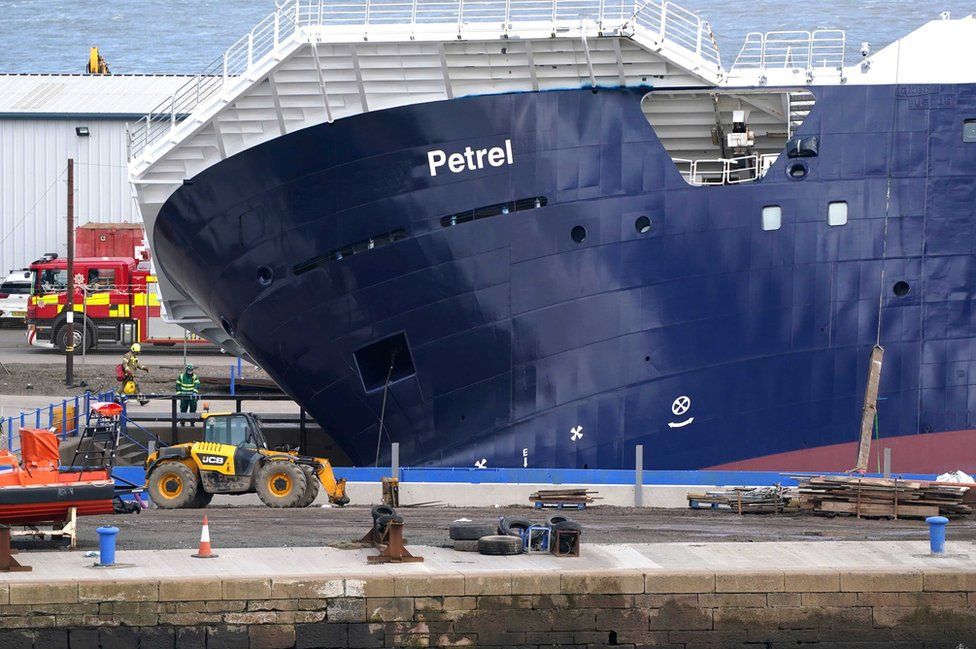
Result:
[26, 253, 206, 352]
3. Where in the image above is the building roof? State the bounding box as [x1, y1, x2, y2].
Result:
[0, 74, 196, 117]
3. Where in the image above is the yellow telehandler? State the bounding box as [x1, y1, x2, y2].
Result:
[145, 412, 348, 509]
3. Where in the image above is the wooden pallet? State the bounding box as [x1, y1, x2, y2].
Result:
[687, 486, 797, 515]
[529, 488, 600, 509]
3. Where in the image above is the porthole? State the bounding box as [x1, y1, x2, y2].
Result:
[893, 281, 910, 297]
[219, 316, 235, 337]
[786, 161, 809, 180]
[571, 225, 587, 244]
[635, 216, 652, 234]
[256, 265, 274, 287]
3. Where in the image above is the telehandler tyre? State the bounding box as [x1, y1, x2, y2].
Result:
[256, 461, 307, 508]
[295, 466, 320, 508]
[148, 463, 199, 509]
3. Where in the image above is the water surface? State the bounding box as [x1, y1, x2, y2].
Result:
[0, 1, 971, 74]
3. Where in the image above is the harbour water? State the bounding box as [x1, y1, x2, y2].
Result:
[1, 0, 973, 74]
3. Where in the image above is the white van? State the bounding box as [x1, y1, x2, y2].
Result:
[0, 269, 31, 324]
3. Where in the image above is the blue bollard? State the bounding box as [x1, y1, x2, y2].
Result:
[96, 526, 120, 566]
[925, 516, 949, 554]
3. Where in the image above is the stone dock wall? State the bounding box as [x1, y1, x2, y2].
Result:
[0, 569, 974, 648]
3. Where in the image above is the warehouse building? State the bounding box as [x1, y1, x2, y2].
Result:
[0, 74, 192, 274]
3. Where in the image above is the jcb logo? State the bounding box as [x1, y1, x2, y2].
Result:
[199, 454, 226, 466]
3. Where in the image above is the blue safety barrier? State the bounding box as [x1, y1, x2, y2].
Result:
[2, 390, 116, 454]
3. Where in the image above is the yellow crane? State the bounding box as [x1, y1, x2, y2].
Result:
[86, 47, 110, 75]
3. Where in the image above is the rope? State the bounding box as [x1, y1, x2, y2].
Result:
[374, 350, 399, 467]
[874, 40, 902, 346]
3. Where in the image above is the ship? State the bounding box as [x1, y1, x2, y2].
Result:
[128, 1, 976, 473]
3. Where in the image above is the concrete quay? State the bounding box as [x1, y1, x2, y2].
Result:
[1, 540, 975, 647]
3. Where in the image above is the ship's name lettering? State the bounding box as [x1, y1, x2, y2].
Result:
[427, 139, 514, 177]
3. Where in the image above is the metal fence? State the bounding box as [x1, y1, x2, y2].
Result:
[2, 389, 116, 455]
[126, 0, 720, 160]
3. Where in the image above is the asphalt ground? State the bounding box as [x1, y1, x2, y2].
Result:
[26, 505, 976, 553]
[0, 325, 234, 366]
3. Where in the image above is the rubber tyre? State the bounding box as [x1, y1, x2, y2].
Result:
[374, 513, 403, 535]
[478, 535, 523, 556]
[255, 461, 307, 508]
[296, 466, 320, 508]
[148, 463, 199, 509]
[499, 516, 533, 537]
[188, 489, 214, 509]
[449, 520, 498, 541]
[371, 505, 396, 521]
[55, 320, 95, 353]
[453, 540, 480, 552]
[547, 514, 570, 526]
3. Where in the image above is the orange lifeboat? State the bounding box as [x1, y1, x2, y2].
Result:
[0, 428, 115, 524]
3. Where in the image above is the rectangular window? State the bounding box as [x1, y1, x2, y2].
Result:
[827, 201, 848, 226]
[86, 268, 117, 290]
[0, 281, 30, 295]
[965, 120, 976, 143]
[761, 205, 782, 231]
[38, 269, 67, 293]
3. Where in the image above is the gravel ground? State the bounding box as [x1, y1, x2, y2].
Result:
[0, 362, 256, 398]
[26, 505, 976, 552]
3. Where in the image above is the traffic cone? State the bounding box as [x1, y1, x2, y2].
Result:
[191, 515, 218, 559]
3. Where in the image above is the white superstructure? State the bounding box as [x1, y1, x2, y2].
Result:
[126, 0, 976, 355]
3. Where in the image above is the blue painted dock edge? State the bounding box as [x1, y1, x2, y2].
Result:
[112, 467, 938, 489]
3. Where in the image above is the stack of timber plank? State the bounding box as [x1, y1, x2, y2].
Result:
[686, 486, 797, 514]
[791, 475, 971, 519]
[529, 488, 600, 509]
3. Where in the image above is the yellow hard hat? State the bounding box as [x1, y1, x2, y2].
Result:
[130, 343, 141, 353]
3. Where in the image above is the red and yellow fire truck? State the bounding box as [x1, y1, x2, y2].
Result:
[26, 253, 205, 352]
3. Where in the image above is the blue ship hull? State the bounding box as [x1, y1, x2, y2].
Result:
[153, 84, 976, 472]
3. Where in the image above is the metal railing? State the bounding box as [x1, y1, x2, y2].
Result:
[1, 390, 117, 456]
[674, 153, 779, 186]
[127, 1, 302, 159]
[127, 0, 721, 161]
[731, 30, 846, 71]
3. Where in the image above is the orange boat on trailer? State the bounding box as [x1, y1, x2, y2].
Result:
[0, 428, 115, 524]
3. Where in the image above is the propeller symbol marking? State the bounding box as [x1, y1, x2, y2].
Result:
[570, 426, 583, 441]
[474, 458, 487, 469]
[668, 395, 694, 428]
[672, 396, 691, 416]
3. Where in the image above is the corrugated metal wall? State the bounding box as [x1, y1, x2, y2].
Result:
[0, 118, 139, 274]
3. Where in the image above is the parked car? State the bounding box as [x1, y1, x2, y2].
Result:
[0, 269, 31, 325]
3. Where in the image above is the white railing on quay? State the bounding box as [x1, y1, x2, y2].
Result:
[731, 30, 846, 72]
[127, 0, 722, 163]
